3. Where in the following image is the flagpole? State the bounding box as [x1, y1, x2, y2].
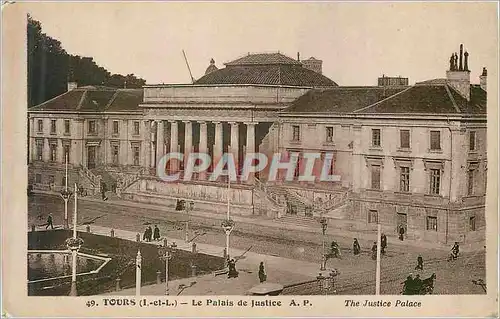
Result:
[73, 183, 77, 239]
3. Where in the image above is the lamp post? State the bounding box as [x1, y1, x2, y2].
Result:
[320, 217, 328, 271]
[66, 183, 83, 296]
[221, 177, 235, 263]
[59, 154, 72, 229]
[184, 201, 193, 242]
[158, 243, 176, 295]
[316, 269, 339, 295]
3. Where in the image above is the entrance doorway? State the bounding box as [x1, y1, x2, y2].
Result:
[87, 146, 96, 169]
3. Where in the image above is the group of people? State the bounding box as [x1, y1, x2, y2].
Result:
[402, 272, 436, 295]
[225, 258, 267, 284]
[327, 234, 389, 260]
[143, 225, 161, 242]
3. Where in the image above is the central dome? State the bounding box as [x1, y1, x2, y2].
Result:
[195, 52, 337, 87]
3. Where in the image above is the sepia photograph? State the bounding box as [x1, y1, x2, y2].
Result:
[1, 1, 498, 318]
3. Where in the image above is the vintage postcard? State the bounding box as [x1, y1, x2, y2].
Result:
[1, 1, 498, 318]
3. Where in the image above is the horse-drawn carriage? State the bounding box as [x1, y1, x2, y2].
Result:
[402, 273, 436, 295]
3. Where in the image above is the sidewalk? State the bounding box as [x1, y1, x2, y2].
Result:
[33, 189, 463, 252]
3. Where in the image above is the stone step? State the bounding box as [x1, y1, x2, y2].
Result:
[277, 215, 319, 228]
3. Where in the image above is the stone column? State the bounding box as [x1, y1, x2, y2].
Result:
[29, 118, 34, 163]
[198, 121, 208, 180]
[169, 120, 179, 172]
[43, 138, 50, 162]
[183, 120, 193, 162]
[245, 122, 256, 182]
[155, 120, 164, 168]
[214, 121, 223, 168]
[143, 120, 151, 169]
[230, 122, 239, 173]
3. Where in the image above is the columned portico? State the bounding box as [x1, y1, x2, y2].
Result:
[143, 120, 152, 169]
[198, 121, 208, 180]
[183, 120, 193, 162]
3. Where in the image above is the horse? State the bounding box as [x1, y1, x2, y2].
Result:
[419, 273, 436, 294]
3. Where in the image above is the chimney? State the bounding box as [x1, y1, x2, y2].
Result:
[479, 67, 487, 91]
[297, 52, 300, 61]
[446, 44, 471, 101]
[67, 66, 77, 91]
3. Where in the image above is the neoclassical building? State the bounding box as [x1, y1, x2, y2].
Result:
[28, 47, 487, 245]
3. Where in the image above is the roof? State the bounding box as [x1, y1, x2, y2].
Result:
[224, 53, 302, 66]
[194, 52, 337, 87]
[29, 87, 143, 113]
[285, 87, 407, 113]
[285, 83, 486, 115]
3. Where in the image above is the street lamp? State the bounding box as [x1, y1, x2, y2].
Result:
[59, 154, 72, 229]
[184, 201, 194, 242]
[221, 176, 235, 263]
[66, 182, 82, 296]
[158, 243, 177, 295]
[320, 217, 328, 271]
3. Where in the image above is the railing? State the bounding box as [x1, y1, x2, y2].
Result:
[79, 165, 101, 189]
[254, 177, 286, 210]
[116, 166, 150, 195]
[315, 191, 350, 212]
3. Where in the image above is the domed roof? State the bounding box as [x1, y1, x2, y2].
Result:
[195, 53, 337, 87]
[205, 58, 218, 75]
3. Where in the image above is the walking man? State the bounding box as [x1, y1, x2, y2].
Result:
[402, 274, 414, 295]
[46, 213, 54, 230]
[353, 238, 361, 256]
[398, 226, 405, 241]
[153, 225, 161, 241]
[415, 255, 424, 270]
[381, 233, 387, 255]
[101, 182, 108, 201]
[371, 241, 377, 260]
[258, 262, 266, 283]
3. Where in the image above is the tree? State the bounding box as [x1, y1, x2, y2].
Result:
[27, 15, 147, 107]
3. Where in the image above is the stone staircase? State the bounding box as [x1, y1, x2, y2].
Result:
[78, 165, 101, 195]
[275, 214, 320, 228]
[267, 185, 312, 216]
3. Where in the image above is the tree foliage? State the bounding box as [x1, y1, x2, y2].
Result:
[27, 15, 146, 107]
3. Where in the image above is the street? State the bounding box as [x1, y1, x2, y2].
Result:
[28, 193, 486, 295]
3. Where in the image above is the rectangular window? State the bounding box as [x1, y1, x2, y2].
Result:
[63, 144, 70, 163]
[50, 120, 57, 134]
[467, 169, 475, 195]
[133, 121, 140, 135]
[37, 119, 43, 133]
[88, 120, 96, 134]
[372, 129, 381, 147]
[50, 143, 57, 162]
[113, 121, 119, 135]
[368, 210, 378, 224]
[133, 146, 140, 165]
[35, 174, 42, 184]
[64, 120, 70, 135]
[469, 131, 476, 151]
[36, 140, 43, 161]
[326, 127, 334, 142]
[112, 145, 119, 165]
[400, 130, 410, 148]
[371, 165, 381, 190]
[429, 169, 441, 195]
[400, 166, 410, 192]
[292, 125, 300, 141]
[469, 216, 476, 231]
[430, 130, 441, 150]
[426, 216, 438, 231]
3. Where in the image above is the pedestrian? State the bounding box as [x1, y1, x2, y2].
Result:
[330, 240, 341, 258]
[415, 255, 424, 270]
[398, 226, 405, 241]
[353, 238, 361, 256]
[228, 259, 239, 279]
[143, 227, 148, 241]
[449, 242, 460, 260]
[402, 274, 414, 295]
[146, 226, 153, 242]
[381, 233, 387, 255]
[46, 213, 54, 230]
[258, 262, 266, 283]
[371, 241, 377, 260]
[101, 182, 108, 201]
[153, 225, 160, 241]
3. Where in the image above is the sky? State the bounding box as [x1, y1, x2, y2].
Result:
[27, 2, 498, 86]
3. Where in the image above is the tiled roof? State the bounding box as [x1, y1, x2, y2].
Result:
[29, 87, 142, 113]
[195, 64, 337, 87]
[285, 87, 406, 113]
[285, 83, 486, 115]
[415, 78, 447, 85]
[224, 53, 302, 66]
